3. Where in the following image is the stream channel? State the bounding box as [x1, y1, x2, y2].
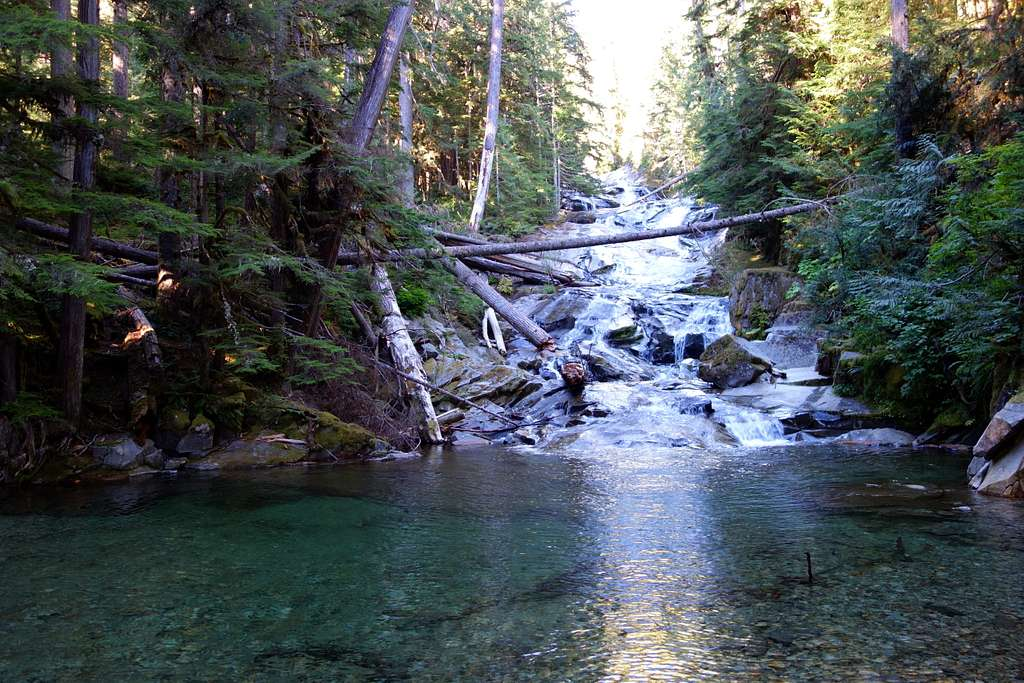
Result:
[1, 171, 1023, 681]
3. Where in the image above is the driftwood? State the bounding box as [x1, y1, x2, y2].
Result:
[443, 258, 556, 350]
[436, 408, 466, 426]
[337, 200, 831, 264]
[612, 172, 689, 212]
[481, 307, 506, 354]
[18, 218, 159, 264]
[370, 263, 444, 444]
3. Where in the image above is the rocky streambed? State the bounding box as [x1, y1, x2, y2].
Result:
[425, 168, 920, 455]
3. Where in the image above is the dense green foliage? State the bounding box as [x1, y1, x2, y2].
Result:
[0, 0, 597, 442]
[647, 0, 1024, 423]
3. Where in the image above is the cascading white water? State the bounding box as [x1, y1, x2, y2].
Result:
[720, 412, 790, 447]
[515, 167, 798, 451]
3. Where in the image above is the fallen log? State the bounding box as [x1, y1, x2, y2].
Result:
[443, 258, 556, 351]
[105, 273, 155, 288]
[428, 228, 581, 282]
[117, 286, 161, 370]
[462, 256, 562, 285]
[17, 218, 159, 264]
[436, 408, 466, 426]
[369, 263, 444, 444]
[117, 264, 158, 277]
[337, 200, 831, 264]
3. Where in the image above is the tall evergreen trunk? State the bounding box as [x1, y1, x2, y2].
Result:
[157, 53, 184, 305]
[304, 0, 414, 335]
[467, 0, 505, 233]
[111, 0, 129, 161]
[58, 0, 99, 425]
[398, 52, 416, 205]
[890, 0, 914, 157]
[50, 0, 74, 184]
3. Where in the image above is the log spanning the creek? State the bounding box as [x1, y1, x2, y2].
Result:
[336, 200, 831, 265]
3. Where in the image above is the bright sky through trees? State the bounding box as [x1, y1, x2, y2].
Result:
[571, 0, 681, 165]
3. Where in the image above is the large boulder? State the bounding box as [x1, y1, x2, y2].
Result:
[92, 435, 159, 470]
[188, 437, 308, 471]
[729, 268, 798, 333]
[698, 335, 774, 389]
[969, 391, 1024, 498]
[971, 439, 1024, 498]
[972, 393, 1024, 460]
[176, 414, 215, 457]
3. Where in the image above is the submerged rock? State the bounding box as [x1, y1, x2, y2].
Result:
[835, 428, 916, 446]
[698, 335, 774, 389]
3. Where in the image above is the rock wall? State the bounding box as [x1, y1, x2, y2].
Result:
[729, 268, 798, 334]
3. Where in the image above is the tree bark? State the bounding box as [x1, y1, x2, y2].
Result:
[443, 258, 555, 350]
[467, 0, 505, 233]
[58, 0, 99, 426]
[890, 0, 914, 157]
[337, 199, 830, 264]
[304, 0, 414, 335]
[111, 0, 129, 161]
[157, 52, 185, 304]
[348, 2, 415, 151]
[369, 264, 443, 443]
[398, 52, 416, 204]
[50, 0, 74, 184]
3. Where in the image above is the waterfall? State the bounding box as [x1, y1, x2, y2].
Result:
[721, 413, 789, 447]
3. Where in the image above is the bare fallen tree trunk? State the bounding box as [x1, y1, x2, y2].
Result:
[337, 200, 831, 264]
[17, 218, 159, 264]
[462, 256, 564, 285]
[467, 0, 505, 232]
[443, 258, 555, 350]
[370, 263, 443, 444]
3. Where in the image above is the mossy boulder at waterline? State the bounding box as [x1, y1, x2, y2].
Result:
[729, 268, 798, 333]
[698, 335, 775, 389]
[308, 411, 375, 456]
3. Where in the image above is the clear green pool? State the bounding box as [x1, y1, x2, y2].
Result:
[1, 445, 1022, 681]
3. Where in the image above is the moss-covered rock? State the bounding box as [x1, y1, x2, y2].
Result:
[698, 335, 774, 389]
[309, 411, 374, 458]
[729, 268, 798, 333]
[191, 437, 309, 470]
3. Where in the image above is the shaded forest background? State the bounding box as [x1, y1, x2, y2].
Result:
[0, 0, 598, 464]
